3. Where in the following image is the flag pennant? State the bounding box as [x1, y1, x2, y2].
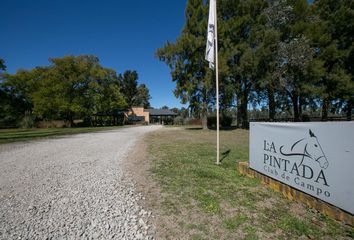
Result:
[205, 0, 215, 69]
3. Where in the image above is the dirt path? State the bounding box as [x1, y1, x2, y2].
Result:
[0, 125, 161, 240]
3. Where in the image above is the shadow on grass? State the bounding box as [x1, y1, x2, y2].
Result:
[0, 126, 126, 144]
[220, 149, 231, 163]
[208, 126, 239, 131]
[185, 127, 204, 131]
[185, 126, 241, 131]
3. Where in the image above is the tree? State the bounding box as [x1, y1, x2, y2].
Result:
[0, 68, 35, 127]
[157, 0, 353, 125]
[136, 84, 151, 108]
[0, 58, 6, 71]
[277, 36, 316, 121]
[119, 70, 139, 108]
[157, 0, 214, 130]
[0, 55, 130, 128]
[31, 55, 126, 126]
[91, 68, 126, 114]
[219, 0, 268, 127]
[256, 0, 291, 121]
[258, 0, 317, 121]
[118, 71, 151, 109]
[312, 0, 354, 120]
[31, 56, 99, 125]
[179, 107, 190, 118]
[170, 107, 179, 114]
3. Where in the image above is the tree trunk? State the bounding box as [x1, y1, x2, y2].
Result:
[201, 101, 208, 130]
[321, 98, 329, 121]
[299, 96, 304, 118]
[292, 94, 300, 122]
[241, 90, 248, 129]
[346, 99, 353, 121]
[66, 112, 74, 127]
[236, 99, 242, 128]
[268, 87, 275, 122]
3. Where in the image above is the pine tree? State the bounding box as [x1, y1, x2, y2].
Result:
[136, 84, 151, 108]
[156, 0, 213, 129]
[119, 70, 139, 109]
[219, 0, 268, 127]
[312, 0, 354, 120]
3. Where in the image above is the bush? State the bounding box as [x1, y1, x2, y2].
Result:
[20, 111, 36, 128]
[184, 118, 202, 125]
[221, 115, 233, 127]
[207, 116, 217, 129]
[173, 116, 184, 125]
[301, 114, 310, 122]
[76, 117, 92, 127]
[207, 115, 233, 129]
[163, 117, 174, 125]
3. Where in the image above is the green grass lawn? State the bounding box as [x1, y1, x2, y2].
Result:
[147, 127, 354, 240]
[0, 126, 126, 144]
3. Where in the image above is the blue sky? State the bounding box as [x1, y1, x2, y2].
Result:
[1, 0, 314, 109]
[0, 0, 187, 108]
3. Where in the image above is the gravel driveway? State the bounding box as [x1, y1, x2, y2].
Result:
[0, 125, 161, 240]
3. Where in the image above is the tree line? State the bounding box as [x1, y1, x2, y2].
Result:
[157, 0, 354, 129]
[0, 55, 151, 128]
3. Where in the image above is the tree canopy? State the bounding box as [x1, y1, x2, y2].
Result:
[0, 55, 151, 128]
[156, 0, 214, 129]
[157, 0, 354, 126]
[118, 70, 151, 109]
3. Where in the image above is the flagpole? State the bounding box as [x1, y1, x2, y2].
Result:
[214, 0, 220, 165]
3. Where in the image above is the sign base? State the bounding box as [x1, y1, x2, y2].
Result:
[237, 162, 354, 227]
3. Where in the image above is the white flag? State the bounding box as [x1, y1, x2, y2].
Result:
[205, 0, 216, 69]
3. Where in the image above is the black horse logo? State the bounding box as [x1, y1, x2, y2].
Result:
[280, 130, 329, 169]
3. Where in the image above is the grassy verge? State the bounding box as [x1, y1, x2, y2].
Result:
[0, 126, 127, 144]
[147, 127, 353, 240]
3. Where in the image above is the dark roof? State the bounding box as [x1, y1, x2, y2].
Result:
[145, 109, 178, 116]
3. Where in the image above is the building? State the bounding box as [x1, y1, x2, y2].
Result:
[127, 107, 177, 124]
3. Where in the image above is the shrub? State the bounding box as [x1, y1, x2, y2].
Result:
[173, 116, 184, 125]
[207, 116, 217, 129]
[207, 115, 233, 129]
[164, 117, 174, 125]
[301, 114, 310, 122]
[221, 115, 233, 127]
[184, 118, 202, 125]
[20, 111, 36, 128]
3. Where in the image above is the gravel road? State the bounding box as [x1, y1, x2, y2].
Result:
[0, 125, 161, 240]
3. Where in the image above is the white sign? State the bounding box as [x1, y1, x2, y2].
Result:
[249, 122, 354, 214]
